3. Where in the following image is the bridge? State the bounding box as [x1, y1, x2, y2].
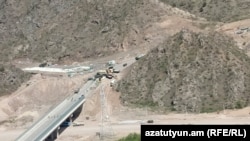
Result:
[15, 80, 96, 141]
[15, 57, 136, 141]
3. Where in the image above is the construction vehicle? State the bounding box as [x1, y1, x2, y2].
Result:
[97, 70, 106, 75]
[106, 68, 112, 74]
[106, 74, 113, 79]
[95, 67, 116, 81]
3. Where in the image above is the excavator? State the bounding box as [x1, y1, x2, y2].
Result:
[95, 66, 120, 82]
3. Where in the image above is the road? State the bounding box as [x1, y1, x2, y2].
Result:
[15, 80, 97, 141]
[57, 123, 141, 141]
[15, 56, 138, 141]
[115, 57, 136, 70]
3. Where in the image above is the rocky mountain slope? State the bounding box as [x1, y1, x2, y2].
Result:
[0, 0, 172, 95]
[0, 0, 169, 63]
[161, 0, 250, 22]
[116, 30, 250, 113]
[1, 0, 250, 114]
[0, 64, 31, 96]
[0, 0, 200, 96]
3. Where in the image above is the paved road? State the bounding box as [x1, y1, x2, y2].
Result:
[15, 81, 97, 141]
[15, 56, 137, 141]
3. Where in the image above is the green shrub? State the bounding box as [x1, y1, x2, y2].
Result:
[0, 65, 4, 72]
[118, 133, 140, 141]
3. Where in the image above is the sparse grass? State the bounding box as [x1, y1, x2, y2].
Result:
[235, 101, 244, 109]
[0, 0, 146, 64]
[160, 0, 250, 22]
[118, 30, 250, 113]
[117, 133, 140, 141]
[0, 64, 31, 96]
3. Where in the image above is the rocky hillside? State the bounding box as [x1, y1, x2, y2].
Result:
[0, 0, 167, 64]
[0, 0, 169, 95]
[1, 0, 204, 96]
[0, 64, 31, 96]
[116, 30, 250, 113]
[160, 0, 250, 22]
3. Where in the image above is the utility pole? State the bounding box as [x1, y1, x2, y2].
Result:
[100, 84, 114, 141]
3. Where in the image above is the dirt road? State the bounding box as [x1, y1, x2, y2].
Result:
[51, 114, 250, 141]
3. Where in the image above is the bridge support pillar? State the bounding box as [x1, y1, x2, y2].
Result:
[69, 114, 73, 126]
[54, 129, 58, 140]
[46, 129, 58, 141]
[48, 132, 55, 141]
[57, 127, 60, 137]
[52, 133, 55, 140]
[70, 117, 72, 124]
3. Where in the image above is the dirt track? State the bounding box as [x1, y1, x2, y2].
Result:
[1, 53, 250, 141]
[1, 109, 250, 141]
[1, 3, 250, 140]
[1, 56, 250, 141]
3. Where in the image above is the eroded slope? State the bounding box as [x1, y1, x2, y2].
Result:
[160, 0, 250, 22]
[116, 30, 250, 113]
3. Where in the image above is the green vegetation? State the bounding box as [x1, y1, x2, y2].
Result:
[0, 65, 4, 72]
[118, 133, 140, 141]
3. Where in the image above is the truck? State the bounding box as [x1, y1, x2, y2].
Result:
[105, 74, 113, 79]
[97, 70, 106, 75]
[135, 54, 145, 60]
[107, 60, 116, 66]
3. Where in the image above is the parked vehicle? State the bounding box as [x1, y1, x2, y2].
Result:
[147, 120, 154, 123]
[74, 88, 79, 94]
[87, 77, 94, 81]
[135, 54, 145, 60]
[113, 69, 120, 73]
[80, 95, 85, 99]
[123, 63, 127, 67]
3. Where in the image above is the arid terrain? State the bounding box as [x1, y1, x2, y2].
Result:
[1, 51, 250, 141]
[1, 71, 250, 141]
[1, 0, 250, 141]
